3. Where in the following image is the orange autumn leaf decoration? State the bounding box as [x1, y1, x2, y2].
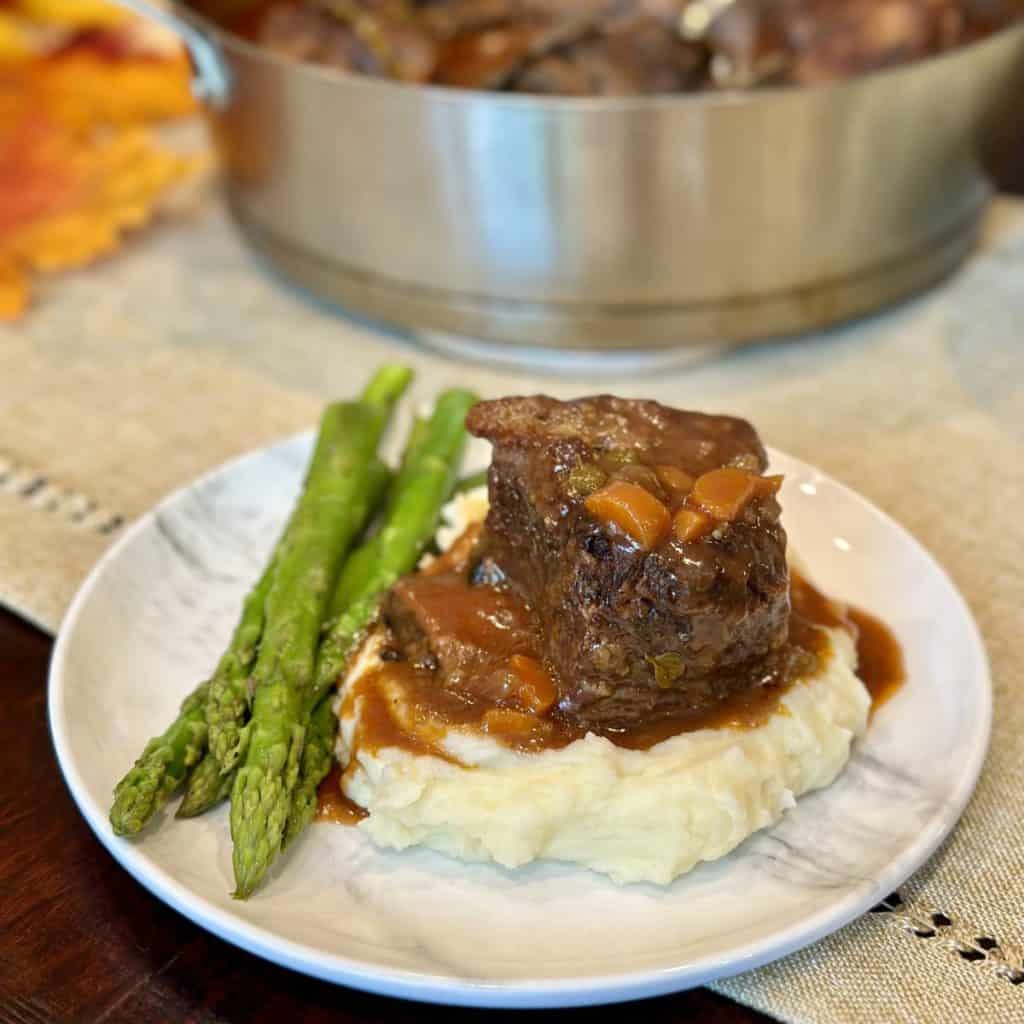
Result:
[0, 3, 205, 319]
[0, 251, 28, 317]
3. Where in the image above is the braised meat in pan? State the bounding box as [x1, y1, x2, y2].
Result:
[232, 0, 1024, 94]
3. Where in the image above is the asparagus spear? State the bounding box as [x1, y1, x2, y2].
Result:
[282, 418, 441, 843]
[324, 417, 426, 622]
[276, 389, 479, 859]
[203, 560, 277, 774]
[110, 367, 411, 834]
[177, 751, 235, 818]
[385, 415, 431, 500]
[205, 456, 392, 775]
[110, 683, 209, 836]
[180, 462, 392, 818]
[313, 389, 479, 709]
[363, 458, 393, 523]
[277, 435, 431, 837]
[111, 558, 273, 834]
[453, 468, 487, 494]
[208, 370, 408, 774]
[282, 691, 337, 847]
[230, 379, 415, 897]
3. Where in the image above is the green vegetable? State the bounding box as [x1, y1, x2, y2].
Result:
[254, 388, 478, 877]
[453, 468, 488, 495]
[230, 369, 413, 898]
[178, 464, 390, 819]
[324, 415, 427, 623]
[192, 453, 385, 828]
[109, 683, 209, 836]
[646, 652, 684, 689]
[283, 692, 338, 848]
[207, 373, 408, 776]
[177, 752, 235, 818]
[312, 389, 478, 708]
[203, 561, 277, 774]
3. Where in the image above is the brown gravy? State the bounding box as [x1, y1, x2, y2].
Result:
[790, 570, 906, 714]
[316, 762, 367, 825]
[317, 564, 905, 820]
[342, 567, 903, 751]
[849, 606, 906, 713]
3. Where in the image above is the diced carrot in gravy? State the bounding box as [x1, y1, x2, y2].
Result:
[672, 507, 711, 542]
[655, 464, 695, 502]
[691, 467, 758, 521]
[506, 654, 557, 715]
[482, 707, 542, 740]
[753, 474, 784, 497]
[584, 480, 671, 549]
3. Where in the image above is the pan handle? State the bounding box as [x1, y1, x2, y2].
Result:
[114, 0, 231, 107]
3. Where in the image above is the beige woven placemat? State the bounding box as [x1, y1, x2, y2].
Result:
[3, 186, 1023, 1023]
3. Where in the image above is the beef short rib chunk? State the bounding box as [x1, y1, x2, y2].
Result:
[466, 394, 790, 729]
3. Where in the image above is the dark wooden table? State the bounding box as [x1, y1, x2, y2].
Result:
[0, 607, 770, 1024]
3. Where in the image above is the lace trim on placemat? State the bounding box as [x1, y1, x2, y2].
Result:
[0, 452, 124, 536]
[871, 891, 1024, 986]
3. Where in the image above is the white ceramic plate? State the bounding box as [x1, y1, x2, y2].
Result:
[49, 436, 990, 1008]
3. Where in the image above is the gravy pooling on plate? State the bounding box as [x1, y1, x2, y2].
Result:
[203, 0, 1024, 96]
[789, 570, 906, 713]
[316, 762, 368, 824]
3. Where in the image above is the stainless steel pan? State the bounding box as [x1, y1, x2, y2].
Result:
[123, 1, 1024, 349]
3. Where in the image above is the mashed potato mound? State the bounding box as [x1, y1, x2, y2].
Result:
[333, 489, 870, 886]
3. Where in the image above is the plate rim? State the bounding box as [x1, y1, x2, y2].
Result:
[47, 436, 992, 1008]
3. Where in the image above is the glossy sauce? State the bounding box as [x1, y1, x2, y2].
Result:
[338, 566, 904, 755]
[790, 570, 906, 712]
[319, 564, 905, 820]
[342, 661, 467, 762]
[848, 606, 906, 712]
[315, 761, 367, 825]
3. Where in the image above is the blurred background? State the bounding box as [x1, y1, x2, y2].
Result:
[2, 0, 1023, 355]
